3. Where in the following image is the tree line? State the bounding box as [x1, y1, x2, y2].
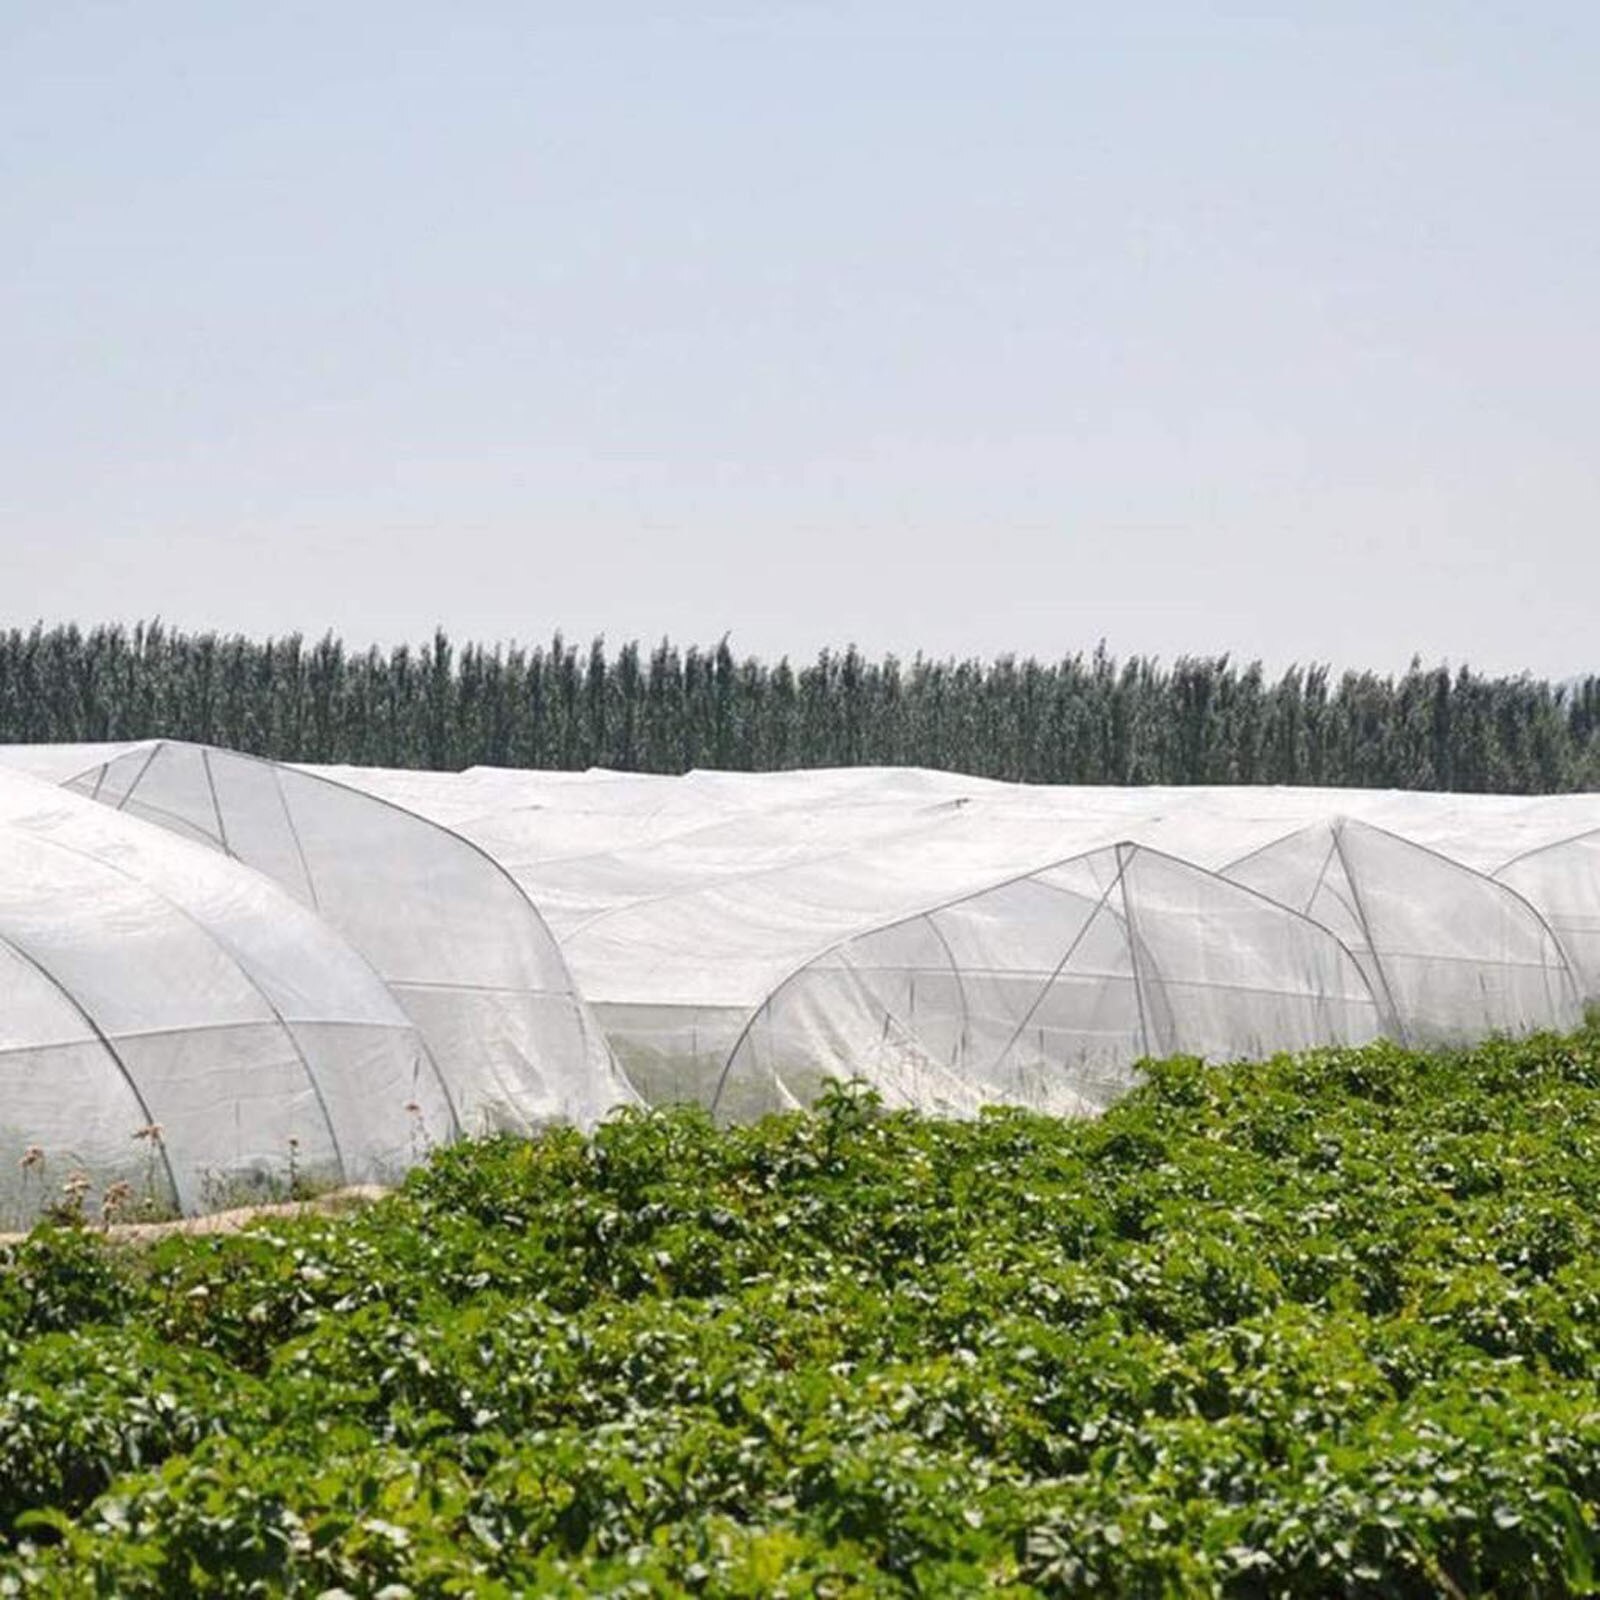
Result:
[0, 621, 1594, 792]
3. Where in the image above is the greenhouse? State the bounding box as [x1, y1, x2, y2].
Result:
[1219, 817, 1579, 1046]
[0, 741, 634, 1137]
[310, 763, 1598, 1114]
[1, 746, 1597, 1220]
[0, 769, 449, 1226]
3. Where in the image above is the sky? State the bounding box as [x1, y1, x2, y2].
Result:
[2, 2, 1596, 678]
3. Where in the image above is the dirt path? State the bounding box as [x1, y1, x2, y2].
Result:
[1, 1184, 391, 1248]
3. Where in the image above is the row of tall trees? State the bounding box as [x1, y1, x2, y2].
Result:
[0, 621, 1594, 792]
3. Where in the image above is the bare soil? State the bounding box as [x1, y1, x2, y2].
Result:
[1, 1183, 390, 1247]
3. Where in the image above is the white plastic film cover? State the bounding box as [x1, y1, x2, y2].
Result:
[1, 752, 1595, 1180]
[1496, 829, 1600, 1008]
[715, 844, 1381, 1121]
[1224, 818, 1582, 1045]
[0, 774, 446, 1225]
[301, 764, 1596, 1112]
[39, 741, 636, 1132]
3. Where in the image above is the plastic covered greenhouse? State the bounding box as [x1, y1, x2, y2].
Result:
[313, 764, 1598, 1114]
[0, 744, 635, 1227]
[0, 769, 447, 1221]
[1, 746, 1597, 1224]
[24, 740, 631, 1134]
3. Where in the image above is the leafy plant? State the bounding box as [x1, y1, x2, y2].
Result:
[4, 1023, 1600, 1593]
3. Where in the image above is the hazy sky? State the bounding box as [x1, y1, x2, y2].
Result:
[3, 3, 1596, 676]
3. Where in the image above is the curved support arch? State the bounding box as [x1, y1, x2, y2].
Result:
[1491, 822, 1600, 878]
[1117, 842, 1156, 1061]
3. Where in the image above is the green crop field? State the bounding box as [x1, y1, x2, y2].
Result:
[5, 1027, 1600, 1595]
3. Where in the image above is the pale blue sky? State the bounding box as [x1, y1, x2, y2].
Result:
[2, 3, 1596, 675]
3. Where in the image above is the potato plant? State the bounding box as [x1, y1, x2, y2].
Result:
[4, 1028, 1600, 1595]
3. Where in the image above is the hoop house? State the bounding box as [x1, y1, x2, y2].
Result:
[283, 766, 1597, 1113]
[1222, 817, 1582, 1045]
[0, 772, 446, 1227]
[5, 755, 1593, 1143]
[10, 741, 635, 1132]
[714, 843, 1382, 1121]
